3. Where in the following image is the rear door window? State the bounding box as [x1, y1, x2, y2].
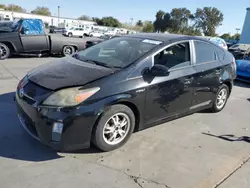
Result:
[194, 41, 216, 64]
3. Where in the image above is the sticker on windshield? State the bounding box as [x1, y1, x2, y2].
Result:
[142, 39, 162, 45]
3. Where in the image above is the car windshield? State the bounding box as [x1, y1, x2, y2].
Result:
[74, 37, 161, 68]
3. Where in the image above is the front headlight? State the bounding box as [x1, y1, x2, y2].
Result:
[43, 87, 100, 107]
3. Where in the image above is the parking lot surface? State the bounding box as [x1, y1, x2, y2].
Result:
[1, 57, 250, 188]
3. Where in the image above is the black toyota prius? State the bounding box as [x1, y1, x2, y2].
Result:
[16, 33, 236, 152]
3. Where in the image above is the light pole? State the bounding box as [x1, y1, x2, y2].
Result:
[236, 28, 241, 34]
[130, 18, 134, 27]
[57, 6, 60, 27]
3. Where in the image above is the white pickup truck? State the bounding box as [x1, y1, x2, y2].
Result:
[63, 27, 91, 37]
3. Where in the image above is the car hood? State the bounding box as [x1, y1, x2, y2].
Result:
[236, 59, 250, 72]
[27, 57, 114, 90]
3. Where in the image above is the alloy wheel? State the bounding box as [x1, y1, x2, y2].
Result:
[0, 44, 9, 59]
[216, 88, 228, 109]
[102, 113, 130, 145]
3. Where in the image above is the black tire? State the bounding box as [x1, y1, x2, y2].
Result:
[211, 84, 229, 113]
[62, 45, 75, 56]
[68, 33, 73, 37]
[0, 42, 10, 60]
[92, 104, 135, 152]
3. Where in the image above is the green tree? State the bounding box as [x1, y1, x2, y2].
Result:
[92, 17, 103, 25]
[170, 8, 192, 33]
[231, 33, 240, 40]
[5, 4, 26, 12]
[136, 20, 143, 27]
[194, 7, 223, 36]
[181, 26, 202, 36]
[0, 4, 6, 9]
[31, 6, 51, 16]
[101, 16, 121, 27]
[220, 33, 231, 40]
[78, 15, 91, 21]
[153, 10, 165, 32]
[142, 21, 154, 32]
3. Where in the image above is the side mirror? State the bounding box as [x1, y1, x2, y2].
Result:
[151, 64, 169, 77]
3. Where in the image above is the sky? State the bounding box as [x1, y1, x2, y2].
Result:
[1, 0, 250, 35]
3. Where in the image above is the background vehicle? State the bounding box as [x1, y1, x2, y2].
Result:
[104, 30, 116, 36]
[235, 48, 250, 82]
[197, 36, 228, 50]
[63, 27, 91, 37]
[89, 30, 104, 37]
[16, 34, 236, 152]
[49, 26, 65, 33]
[84, 35, 121, 48]
[228, 43, 250, 59]
[0, 19, 85, 59]
[225, 39, 239, 48]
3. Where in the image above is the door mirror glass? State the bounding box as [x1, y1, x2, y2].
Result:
[151, 64, 169, 77]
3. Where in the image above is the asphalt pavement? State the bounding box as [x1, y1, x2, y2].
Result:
[0, 57, 250, 188]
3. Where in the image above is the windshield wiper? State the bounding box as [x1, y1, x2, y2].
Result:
[73, 54, 122, 69]
[83, 59, 121, 69]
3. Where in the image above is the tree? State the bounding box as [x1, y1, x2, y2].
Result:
[100, 16, 121, 27]
[78, 15, 91, 21]
[231, 33, 240, 40]
[181, 26, 202, 36]
[153, 10, 165, 32]
[142, 21, 154, 32]
[194, 7, 223, 36]
[220, 33, 231, 40]
[136, 20, 143, 27]
[31, 6, 51, 16]
[5, 4, 26, 12]
[92, 17, 103, 25]
[170, 8, 192, 33]
[0, 4, 6, 9]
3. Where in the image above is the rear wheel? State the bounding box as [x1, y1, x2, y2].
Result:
[62, 45, 75, 56]
[211, 84, 229, 112]
[0, 42, 10, 60]
[92, 104, 135, 152]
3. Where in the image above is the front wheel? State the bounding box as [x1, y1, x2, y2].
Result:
[211, 84, 229, 112]
[0, 43, 10, 60]
[92, 104, 135, 152]
[68, 33, 73, 37]
[62, 45, 75, 56]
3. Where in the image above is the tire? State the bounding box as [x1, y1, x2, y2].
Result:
[92, 104, 135, 152]
[211, 84, 229, 113]
[0, 42, 10, 60]
[68, 33, 73, 37]
[62, 45, 75, 56]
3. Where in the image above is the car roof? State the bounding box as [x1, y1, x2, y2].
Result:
[124, 33, 211, 43]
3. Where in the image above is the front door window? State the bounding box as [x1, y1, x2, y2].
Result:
[154, 42, 191, 70]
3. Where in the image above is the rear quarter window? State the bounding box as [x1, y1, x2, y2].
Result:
[215, 46, 225, 60]
[194, 41, 216, 64]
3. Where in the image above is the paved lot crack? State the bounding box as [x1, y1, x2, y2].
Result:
[123, 171, 172, 188]
[0, 63, 19, 81]
[214, 155, 250, 188]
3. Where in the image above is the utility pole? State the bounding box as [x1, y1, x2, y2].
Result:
[236, 28, 241, 34]
[130, 18, 134, 27]
[57, 6, 60, 27]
